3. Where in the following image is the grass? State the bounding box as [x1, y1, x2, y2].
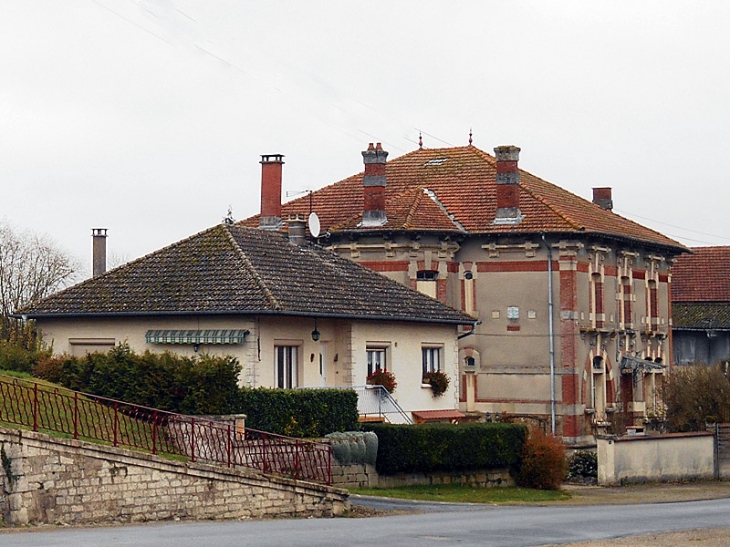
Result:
[0, 370, 179, 460]
[350, 484, 572, 504]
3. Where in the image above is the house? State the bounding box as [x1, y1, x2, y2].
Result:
[16, 214, 476, 422]
[242, 140, 688, 444]
[672, 246, 730, 365]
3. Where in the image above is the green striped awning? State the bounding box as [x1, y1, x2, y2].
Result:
[145, 329, 249, 345]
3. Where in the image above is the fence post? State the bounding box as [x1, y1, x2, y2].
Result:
[152, 411, 158, 455]
[73, 391, 79, 440]
[32, 383, 39, 432]
[262, 433, 268, 474]
[113, 402, 119, 447]
[294, 440, 300, 481]
[190, 417, 196, 462]
[227, 423, 232, 468]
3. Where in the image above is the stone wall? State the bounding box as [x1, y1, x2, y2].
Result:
[331, 460, 513, 489]
[0, 426, 348, 526]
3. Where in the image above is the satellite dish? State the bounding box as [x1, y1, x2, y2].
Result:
[308, 212, 321, 238]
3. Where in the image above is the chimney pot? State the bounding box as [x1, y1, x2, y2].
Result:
[260, 154, 284, 230]
[287, 216, 307, 245]
[92, 228, 107, 278]
[592, 187, 613, 210]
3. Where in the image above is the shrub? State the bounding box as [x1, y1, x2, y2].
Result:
[363, 422, 527, 475]
[33, 343, 242, 415]
[238, 388, 359, 438]
[0, 340, 51, 375]
[366, 369, 397, 393]
[423, 371, 450, 397]
[515, 428, 566, 490]
[662, 362, 730, 431]
[566, 450, 597, 482]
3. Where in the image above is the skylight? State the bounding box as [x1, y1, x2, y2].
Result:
[423, 158, 447, 166]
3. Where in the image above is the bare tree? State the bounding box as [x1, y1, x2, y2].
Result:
[0, 222, 80, 317]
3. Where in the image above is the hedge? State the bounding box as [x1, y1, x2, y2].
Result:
[238, 388, 359, 438]
[34, 344, 242, 415]
[363, 422, 527, 475]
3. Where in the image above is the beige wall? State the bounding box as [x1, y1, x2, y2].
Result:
[35, 314, 460, 417]
[597, 433, 716, 485]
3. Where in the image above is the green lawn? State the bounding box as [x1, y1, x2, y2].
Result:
[350, 484, 571, 504]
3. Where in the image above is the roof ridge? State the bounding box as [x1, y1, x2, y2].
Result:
[224, 226, 283, 311]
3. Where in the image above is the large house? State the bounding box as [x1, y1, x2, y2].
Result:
[243, 141, 688, 444]
[16, 221, 475, 421]
[672, 246, 730, 365]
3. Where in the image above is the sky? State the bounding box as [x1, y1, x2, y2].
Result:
[2, 1, 730, 280]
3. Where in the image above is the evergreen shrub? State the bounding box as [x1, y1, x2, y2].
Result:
[238, 388, 359, 438]
[363, 422, 527, 475]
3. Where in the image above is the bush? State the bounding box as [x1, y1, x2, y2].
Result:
[363, 422, 527, 475]
[238, 388, 359, 438]
[423, 371, 450, 397]
[663, 362, 730, 431]
[366, 369, 397, 393]
[515, 428, 567, 490]
[566, 450, 597, 482]
[33, 343, 242, 415]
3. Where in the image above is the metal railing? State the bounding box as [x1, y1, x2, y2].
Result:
[352, 385, 413, 424]
[0, 375, 331, 485]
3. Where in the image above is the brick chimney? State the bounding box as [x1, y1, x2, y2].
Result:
[592, 187, 613, 210]
[493, 145, 523, 225]
[260, 154, 284, 230]
[361, 143, 388, 227]
[92, 228, 107, 278]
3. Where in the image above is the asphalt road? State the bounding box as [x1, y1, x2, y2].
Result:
[3, 497, 730, 547]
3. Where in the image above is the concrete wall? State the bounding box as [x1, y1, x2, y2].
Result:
[0, 426, 347, 526]
[596, 432, 716, 486]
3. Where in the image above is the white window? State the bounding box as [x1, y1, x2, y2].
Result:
[422, 346, 441, 376]
[275, 345, 298, 388]
[367, 347, 387, 376]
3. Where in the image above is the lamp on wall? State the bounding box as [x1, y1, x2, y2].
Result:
[311, 319, 320, 342]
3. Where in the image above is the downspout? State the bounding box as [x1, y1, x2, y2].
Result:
[458, 320, 481, 340]
[542, 234, 557, 435]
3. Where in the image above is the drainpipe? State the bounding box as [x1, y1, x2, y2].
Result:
[542, 234, 557, 435]
[458, 320, 481, 340]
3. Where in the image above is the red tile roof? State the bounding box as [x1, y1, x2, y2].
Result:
[672, 247, 730, 302]
[242, 145, 686, 251]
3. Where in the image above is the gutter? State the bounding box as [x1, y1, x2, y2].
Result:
[458, 320, 481, 340]
[12, 309, 475, 326]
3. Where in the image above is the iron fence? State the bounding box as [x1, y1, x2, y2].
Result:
[0, 374, 331, 485]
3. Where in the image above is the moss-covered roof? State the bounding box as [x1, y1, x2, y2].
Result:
[18, 224, 473, 325]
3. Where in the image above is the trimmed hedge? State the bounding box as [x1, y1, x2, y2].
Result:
[34, 344, 242, 415]
[363, 422, 527, 475]
[238, 388, 360, 438]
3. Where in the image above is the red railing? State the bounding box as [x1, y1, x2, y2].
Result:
[0, 375, 331, 485]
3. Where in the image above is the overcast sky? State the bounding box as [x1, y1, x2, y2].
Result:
[2, 1, 729, 279]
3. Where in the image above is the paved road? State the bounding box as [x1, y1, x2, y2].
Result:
[3, 497, 730, 547]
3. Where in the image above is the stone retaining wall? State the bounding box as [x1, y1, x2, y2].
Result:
[331, 461, 513, 489]
[0, 426, 347, 526]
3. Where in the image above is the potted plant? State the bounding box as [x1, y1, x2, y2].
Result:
[366, 369, 397, 393]
[423, 371, 450, 397]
